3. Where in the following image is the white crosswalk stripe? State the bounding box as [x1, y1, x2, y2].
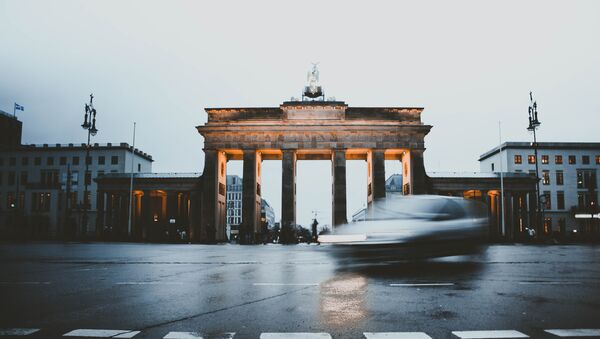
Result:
[0, 328, 40, 336]
[163, 332, 235, 339]
[364, 332, 432, 338]
[545, 329, 600, 337]
[451, 330, 529, 338]
[63, 329, 140, 338]
[260, 333, 332, 339]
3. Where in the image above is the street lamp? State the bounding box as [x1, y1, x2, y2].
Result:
[81, 93, 98, 238]
[527, 91, 542, 236]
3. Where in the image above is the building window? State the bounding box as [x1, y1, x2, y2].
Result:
[543, 191, 551, 210]
[491, 163, 495, 171]
[60, 156, 67, 165]
[555, 155, 563, 164]
[138, 163, 141, 172]
[568, 155, 576, 164]
[544, 217, 552, 234]
[528, 155, 536, 164]
[576, 169, 596, 189]
[72, 156, 80, 165]
[32, 192, 51, 212]
[541, 155, 549, 164]
[582, 155, 590, 165]
[98, 156, 105, 165]
[86, 156, 92, 165]
[40, 170, 59, 186]
[7, 192, 15, 208]
[20, 172, 28, 185]
[578, 192, 586, 209]
[556, 171, 564, 185]
[542, 170, 550, 185]
[21, 157, 29, 166]
[34, 157, 41, 166]
[596, 155, 600, 164]
[9, 157, 16, 166]
[71, 171, 79, 185]
[111, 156, 119, 165]
[85, 171, 92, 185]
[8, 171, 15, 185]
[514, 155, 522, 164]
[47, 157, 54, 166]
[557, 191, 565, 210]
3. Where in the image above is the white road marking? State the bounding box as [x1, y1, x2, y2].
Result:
[260, 333, 331, 339]
[0, 328, 40, 336]
[253, 283, 320, 286]
[390, 283, 455, 287]
[163, 332, 235, 339]
[63, 329, 140, 338]
[364, 332, 432, 338]
[452, 330, 529, 338]
[0, 281, 51, 285]
[517, 281, 581, 285]
[115, 282, 184, 285]
[545, 329, 600, 337]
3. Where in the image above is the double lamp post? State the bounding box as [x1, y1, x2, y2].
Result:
[80, 94, 99, 238]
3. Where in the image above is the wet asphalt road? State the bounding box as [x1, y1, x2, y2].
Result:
[0, 242, 599, 338]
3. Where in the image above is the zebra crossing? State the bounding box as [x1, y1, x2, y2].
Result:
[2, 328, 600, 338]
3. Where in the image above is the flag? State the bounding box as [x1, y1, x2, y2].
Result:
[14, 103, 24, 111]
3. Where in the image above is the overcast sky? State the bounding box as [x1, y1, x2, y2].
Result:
[1, 0, 599, 227]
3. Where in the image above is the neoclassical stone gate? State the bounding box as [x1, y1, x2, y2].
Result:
[195, 100, 432, 243]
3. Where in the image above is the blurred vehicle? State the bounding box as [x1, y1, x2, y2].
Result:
[318, 195, 488, 260]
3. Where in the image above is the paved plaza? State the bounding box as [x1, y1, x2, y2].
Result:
[1, 243, 599, 338]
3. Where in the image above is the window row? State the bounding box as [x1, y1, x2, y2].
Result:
[515, 154, 600, 165]
[0, 155, 120, 167]
[4, 191, 85, 211]
[0, 169, 116, 186]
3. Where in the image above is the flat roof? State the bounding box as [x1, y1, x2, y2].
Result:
[479, 142, 600, 162]
[428, 171, 533, 179]
[99, 172, 201, 179]
[1, 142, 153, 161]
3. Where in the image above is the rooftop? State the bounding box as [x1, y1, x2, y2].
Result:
[2, 142, 153, 161]
[98, 172, 201, 179]
[427, 171, 534, 179]
[479, 142, 600, 162]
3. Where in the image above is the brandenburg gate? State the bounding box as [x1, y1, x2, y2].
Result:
[197, 106, 432, 242]
[195, 68, 431, 243]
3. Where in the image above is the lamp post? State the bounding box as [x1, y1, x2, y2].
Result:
[81, 93, 98, 239]
[527, 91, 542, 236]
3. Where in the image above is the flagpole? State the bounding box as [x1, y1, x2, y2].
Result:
[127, 122, 136, 239]
[499, 121, 506, 239]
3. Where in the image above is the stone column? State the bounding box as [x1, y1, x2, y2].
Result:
[281, 150, 297, 244]
[141, 190, 152, 241]
[411, 150, 428, 194]
[167, 191, 178, 242]
[369, 149, 386, 201]
[96, 191, 105, 237]
[332, 150, 347, 226]
[241, 150, 261, 244]
[106, 192, 113, 235]
[200, 150, 227, 243]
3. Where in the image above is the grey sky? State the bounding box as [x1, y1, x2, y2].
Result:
[1, 0, 599, 227]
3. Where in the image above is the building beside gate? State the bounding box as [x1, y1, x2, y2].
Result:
[0, 111, 153, 239]
[479, 142, 600, 235]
